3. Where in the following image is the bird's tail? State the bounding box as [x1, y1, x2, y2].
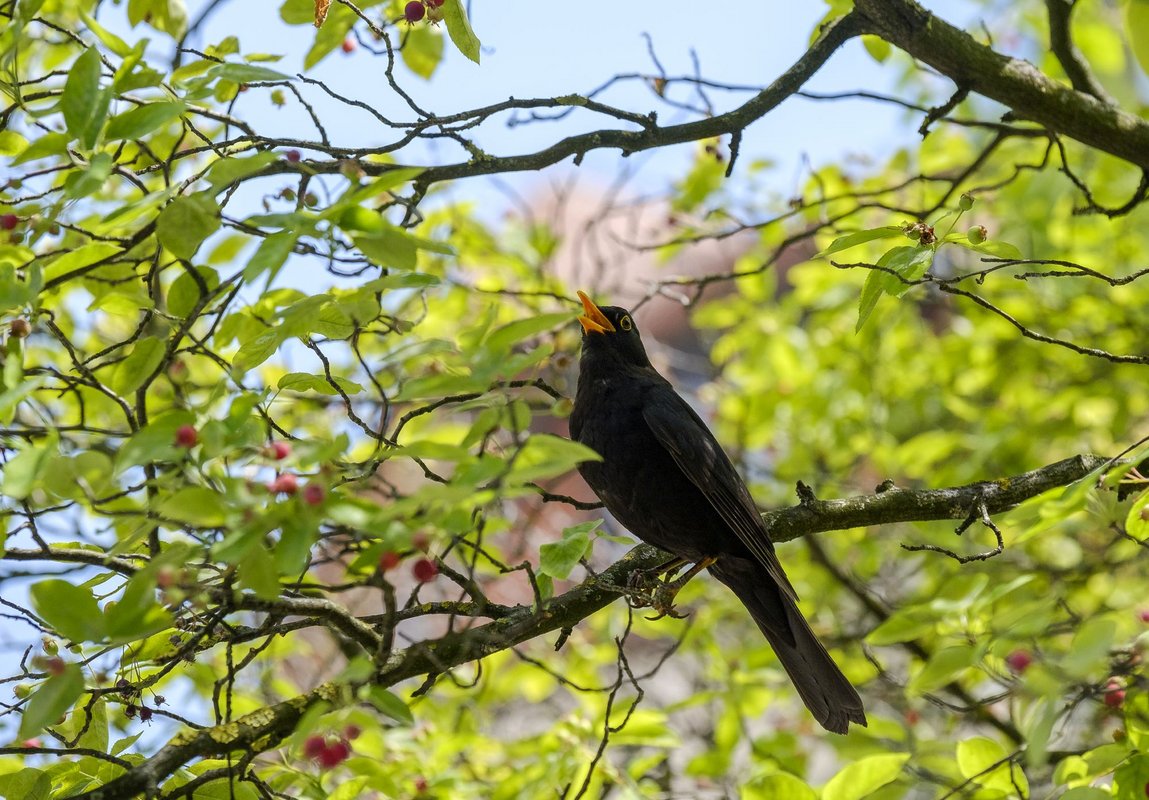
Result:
[708, 555, 867, 734]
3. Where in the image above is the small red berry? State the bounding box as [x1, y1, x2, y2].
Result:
[412, 557, 438, 583]
[1104, 680, 1125, 708]
[1139, 609, 1149, 623]
[44, 657, 67, 677]
[316, 739, 351, 768]
[125, 704, 138, 719]
[303, 735, 327, 760]
[414, 775, 429, 793]
[1005, 649, 1032, 674]
[378, 551, 401, 572]
[904, 709, 920, 726]
[270, 473, 299, 495]
[285, 149, 301, 163]
[343, 724, 361, 740]
[404, 1, 425, 22]
[341, 37, 356, 53]
[10, 318, 30, 338]
[139, 706, 153, 722]
[412, 532, 431, 552]
[269, 441, 291, 460]
[0, 214, 19, 230]
[21, 738, 41, 749]
[174, 425, 198, 448]
[303, 483, 325, 505]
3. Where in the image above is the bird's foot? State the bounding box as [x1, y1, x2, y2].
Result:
[642, 556, 717, 621]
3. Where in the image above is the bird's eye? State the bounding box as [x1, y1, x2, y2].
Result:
[619, 316, 633, 331]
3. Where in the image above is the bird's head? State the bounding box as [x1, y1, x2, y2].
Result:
[576, 291, 651, 368]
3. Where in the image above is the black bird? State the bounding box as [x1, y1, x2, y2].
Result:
[569, 291, 866, 734]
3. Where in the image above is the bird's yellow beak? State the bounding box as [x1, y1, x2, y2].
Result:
[577, 291, 615, 335]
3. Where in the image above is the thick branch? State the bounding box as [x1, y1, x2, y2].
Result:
[69, 452, 1109, 798]
[763, 454, 1110, 542]
[1043, 0, 1114, 104]
[853, 0, 1149, 168]
[260, 13, 863, 189]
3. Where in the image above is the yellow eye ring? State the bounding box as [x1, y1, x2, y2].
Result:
[619, 316, 633, 331]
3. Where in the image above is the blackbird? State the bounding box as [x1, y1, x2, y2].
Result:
[569, 292, 867, 734]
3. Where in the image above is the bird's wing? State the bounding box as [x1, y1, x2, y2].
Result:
[642, 390, 799, 603]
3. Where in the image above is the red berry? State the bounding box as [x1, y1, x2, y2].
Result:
[316, 739, 351, 768]
[269, 441, 291, 460]
[21, 738, 41, 749]
[904, 709, 920, 726]
[415, 776, 429, 793]
[174, 425, 198, 448]
[1005, 649, 1032, 674]
[404, 1, 425, 22]
[0, 214, 18, 230]
[139, 706, 153, 721]
[303, 735, 327, 760]
[378, 551, 401, 572]
[270, 473, 298, 495]
[412, 532, 431, 552]
[341, 37, 356, 53]
[1139, 609, 1149, 623]
[44, 657, 66, 676]
[343, 724, 361, 740]
[303, 483, 325, 505]
[412, 557, 438, 583]
[285, 149, 301, 163]
[1104, 680, 1125, 708]
[9, 318, 30, 338]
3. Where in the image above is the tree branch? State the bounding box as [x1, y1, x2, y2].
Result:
[68, 452, 1110, 798]
[1043, 0, 1114, 104]
[853, 0, 1149, 168]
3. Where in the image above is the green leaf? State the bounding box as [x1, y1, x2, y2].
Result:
[115, 411, 195, 473]
[354, 227, 419, 270]
[110, 336, 167, 395]
[506, 434, 602, 484]
[957, 737, 1025, 795]
[821, 753, 910, 800]
[59, 696, 109, 753]
[861, 34, 891, 63]
[866, 608, 936, 646]
[30, 579, 107, 643]
[106, 569, 173, 643]
[856, 245, 934, 332]
[744, 773, 817, 800]
[367, 686, 415, 726]
[168, 265, 221, 318]
[64, 151, 114, 199]
[238, 544, 280, 599]
[485, 312, 573, 354]
[209, 63, 291, 83]
[62, 47, 103, 143]
[206, 151, 279, 190]
[539, 526, 592, 579]
[1058, 789, 1113, 800]
[43, 242, 121, 284]
[106, 101, 186, 141]
[0, 768, 51, 800]
[18, 663, 84, 739]
[1060, 617, 1116, 679]
[244, 230, 298, 282]
[277, 371, 363, 395]
[442, 0, 481, 64]
[402, 24, 445, 79]
[0, 376, 47, 425]
[908, 644, 978, 694]
[157, 486, 228, 527]
[1, 431, 58, 500]
[157, 193, 221, 260]
[0, 130, 29, 157]
[1126, 0, 1149, 76]
[1125, 488, 1149, 541]
[817, 226, 904, 258]
[80, 10, 133, 56]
